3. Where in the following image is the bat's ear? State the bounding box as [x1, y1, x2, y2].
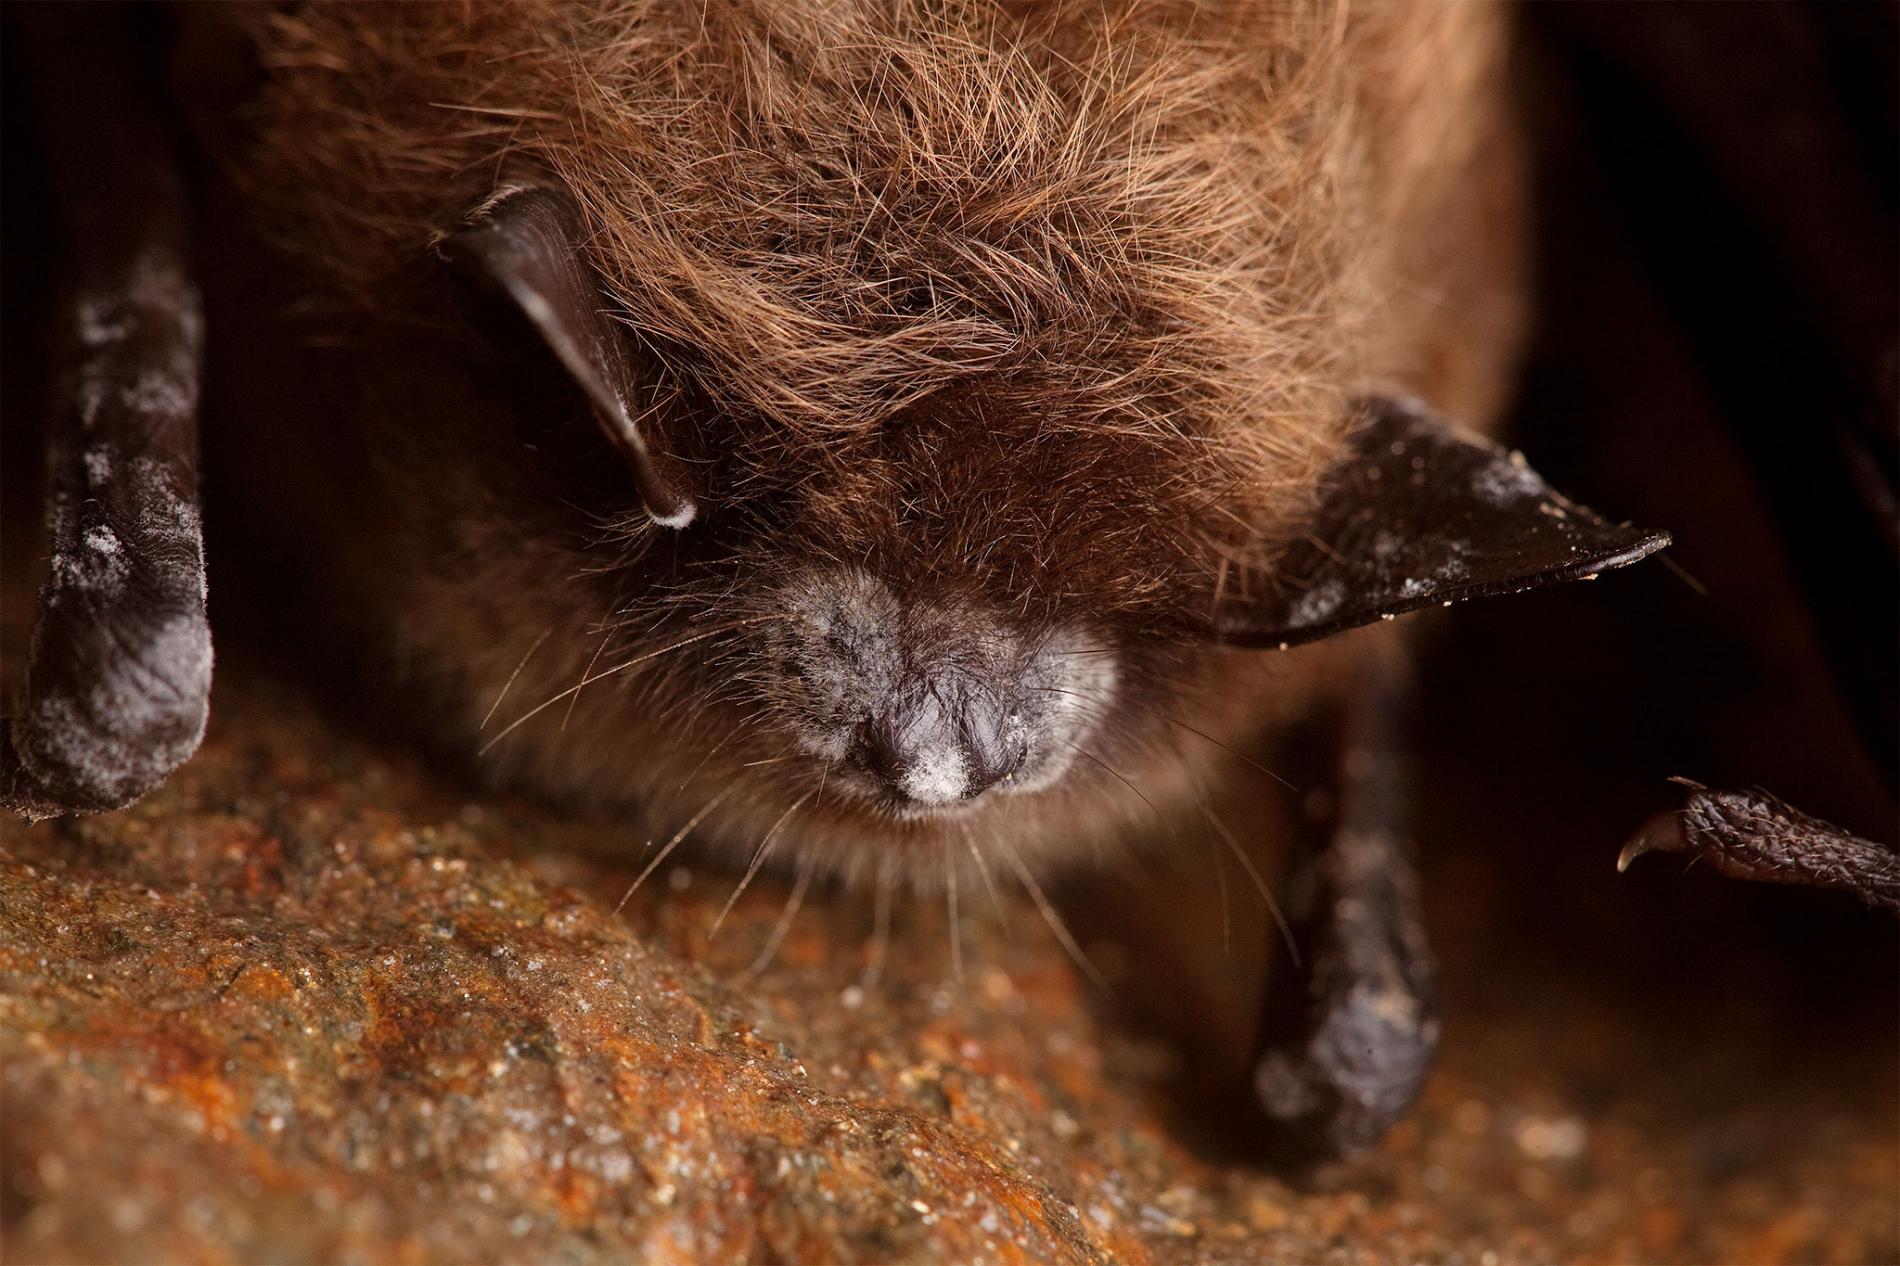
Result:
[1212, 396, 1670, 648]
[436, 188, 697, 529]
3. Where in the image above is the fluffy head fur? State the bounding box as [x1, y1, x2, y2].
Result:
[182, 0, 1523, 885]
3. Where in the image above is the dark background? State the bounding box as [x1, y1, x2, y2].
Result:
[1406, 0, 1895, 1095]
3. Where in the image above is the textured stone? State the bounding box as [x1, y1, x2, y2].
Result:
[1, 667, 1894, 1265]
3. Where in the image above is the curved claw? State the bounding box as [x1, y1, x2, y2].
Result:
[1620, 787, 1899, 913]
[1615, 811, 1688, 873]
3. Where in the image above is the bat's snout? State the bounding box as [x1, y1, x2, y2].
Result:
[845, 665, 1030, 807]
[769, 570, 1114, 813]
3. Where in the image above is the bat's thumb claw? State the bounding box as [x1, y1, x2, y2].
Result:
[1617, 813, 1687, 872]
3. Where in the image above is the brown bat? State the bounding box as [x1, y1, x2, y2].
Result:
[2, 0, 1703, 1162]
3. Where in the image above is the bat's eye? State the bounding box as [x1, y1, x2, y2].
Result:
[436, 187, 697, 529]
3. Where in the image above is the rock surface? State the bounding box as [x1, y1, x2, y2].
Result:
[1, 666, 1895, 1266]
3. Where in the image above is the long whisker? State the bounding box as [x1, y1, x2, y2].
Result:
[481, 615, 781, 755]
[861, 856, 894, 989]
[561, 627, 615, 732]
[1037, 684, 1294, 792]
[1061, 739, 1159, 818]
[480, 627, 553, 732]
[1029, 684, 1116, 727]
[612, 785, 738, 915]
[945, 856, 964, 984]
[999, 839, 1106, 991]
[1200, 804, 1299, 965]
[676, 703, 770, 793]
[711, 786, 815, 936]
[1210, 829, 1233, 955]
[961, 824, 1006, 918]
[1153, 715, 1296, 791]
[740, 861, 813, 979]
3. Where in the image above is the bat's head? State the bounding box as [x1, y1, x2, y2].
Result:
[432, 168, 1349, 881]
[427, 179, 1663, 887]
[266, 6, 1358, 883]
[207, 3, 1662, 885]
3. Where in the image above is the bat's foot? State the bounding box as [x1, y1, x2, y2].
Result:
[1251, 658, 1438, 1167]
[1620, 784, 1899, 913]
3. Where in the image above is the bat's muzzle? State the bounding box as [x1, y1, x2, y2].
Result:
[767, 569, 1114, 813]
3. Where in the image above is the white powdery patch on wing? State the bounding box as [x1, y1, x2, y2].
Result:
[1468, 450, 1546, 506]
[120, 369, 197, 420]
[1394, 540, 1471, 600]
[76, 295, 131, 351]
[22, 612, 212, 806]
[51, 524, 132, 596]
[71, 253, 203, 432]
[1286, 576, 1346, 628]
[129, 456, 205, 543]
[45, 460, 206, 603]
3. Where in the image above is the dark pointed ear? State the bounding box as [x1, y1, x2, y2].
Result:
[1214, 396, 1670, 648]
[436, 187, 696, 528]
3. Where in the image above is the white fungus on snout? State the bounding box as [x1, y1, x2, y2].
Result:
[899, 742, 970, 806]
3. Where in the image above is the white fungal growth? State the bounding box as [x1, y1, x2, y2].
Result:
[52, 525, 131, 595]
[771, 569, 1117, 806]
[1469, 451, 1546, 506]
[1005, 625, 1117, 796]
[22, 612, 211, 806]
[76, 297, 130, 350]
[899, 743, 970, 806]
[1286, 576, 1346, 627]
[121, 370, 195, 419]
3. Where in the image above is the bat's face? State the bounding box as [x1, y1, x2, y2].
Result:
[173, 1, 1658, 888]
[411, 184, 1346, 886]
[187, 2, 1364, 882]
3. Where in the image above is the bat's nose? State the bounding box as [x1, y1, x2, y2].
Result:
[772, 568, 1114, 812]
[847, 677, 1029, 806]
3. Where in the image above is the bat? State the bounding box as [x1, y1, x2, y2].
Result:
[7, 0, 1876, 1166]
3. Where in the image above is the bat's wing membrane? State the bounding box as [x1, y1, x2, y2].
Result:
[2, 7, 212, 820]
[1213, 396, 1671, 648]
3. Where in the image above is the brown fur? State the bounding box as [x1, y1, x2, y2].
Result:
[178, 0, 1524, 887]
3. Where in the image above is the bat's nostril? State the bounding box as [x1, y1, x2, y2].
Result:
[847, 718, 906, 787]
